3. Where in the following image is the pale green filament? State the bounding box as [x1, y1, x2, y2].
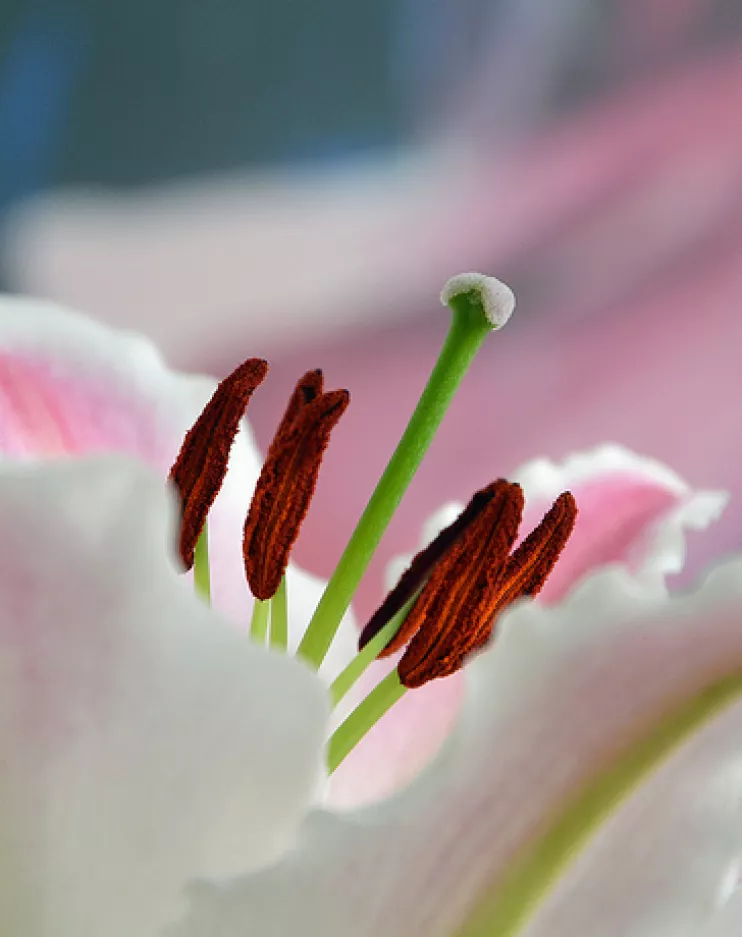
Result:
[193, 525, 211, 603]
[270, 576, 289, 650]
[298, 292, 494, 670]
[327, 670, 407, 773]
[455, 674, 742, 937]
[250, 598, 270, 643]
[330, 596, 417, 708]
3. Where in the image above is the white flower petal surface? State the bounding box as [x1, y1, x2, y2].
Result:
[0, 456, 328, 937]
[174, 557, 742, 937]
[699, 887, 742, 937]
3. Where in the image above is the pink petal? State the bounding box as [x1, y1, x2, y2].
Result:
[329, 446, 726, 808]
[513, 446, 727, 601]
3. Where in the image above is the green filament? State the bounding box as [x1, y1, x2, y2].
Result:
[193, 525, 211, 603]
[270, 577, 289, 650]
[330, 597, 417, 708]
[250, 598, 270, 643]
[326, 670, 407, 773]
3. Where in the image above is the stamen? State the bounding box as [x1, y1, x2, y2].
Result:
[243, 370, 349, 600]
[358, 483, 505, 655]
[326, 488, 577, 772]
[399, 490, 577, 687]
[169, 358, 268, 569]
[484, 491, 578, 616]
[398, 481, 525, 688]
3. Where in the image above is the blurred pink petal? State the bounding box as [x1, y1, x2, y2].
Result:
[328, 446, 726, 808]
[3, 41, 742, 365]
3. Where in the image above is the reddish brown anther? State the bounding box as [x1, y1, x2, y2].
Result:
[169, 357, 268, 570]
[243, 369, 349, 600]
[360, 482, 578, 689]
[358, 483, 510, 655]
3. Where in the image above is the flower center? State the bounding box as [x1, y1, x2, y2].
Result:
[167, 273, 577, 772]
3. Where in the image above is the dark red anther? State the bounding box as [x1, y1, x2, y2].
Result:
[243, 369, 349, 600]
[169, 357, 268, 570]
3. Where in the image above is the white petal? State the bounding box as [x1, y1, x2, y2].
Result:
[0, 457, 328, 937]
[173, 556, 742, 937]
[699, 887, 742, 937]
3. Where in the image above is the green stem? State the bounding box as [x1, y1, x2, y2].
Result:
[193, 524, 211, 603]
[250, 598, 270, 643]
[329, 597, 416, 708]
[270, 576, 289, 650]
[298, 305, 491, 670]
[326, 670, 407, 773]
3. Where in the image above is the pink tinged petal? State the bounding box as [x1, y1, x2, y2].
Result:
[0, 457, 328, 937]
[0, 297, 267, 623]
[329, 445, 727, 810]
[512, 444, 728, 601]
[0, 296, 186, 462]
[0, 299, 354, 654]
[172, 557, 742, 937]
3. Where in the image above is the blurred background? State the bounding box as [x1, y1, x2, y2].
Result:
[0, 0, 741, 610]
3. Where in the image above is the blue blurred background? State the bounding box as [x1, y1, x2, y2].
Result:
[1, 1, 739, 214]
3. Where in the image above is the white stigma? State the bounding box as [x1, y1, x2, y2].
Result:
[441, 272, 516, 329]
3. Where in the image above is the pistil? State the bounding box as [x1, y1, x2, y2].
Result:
[298, 274, 516, 670]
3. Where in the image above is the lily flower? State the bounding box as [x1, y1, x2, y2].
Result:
[0, 280, 726, 781]
[0, 274, 734, 936]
